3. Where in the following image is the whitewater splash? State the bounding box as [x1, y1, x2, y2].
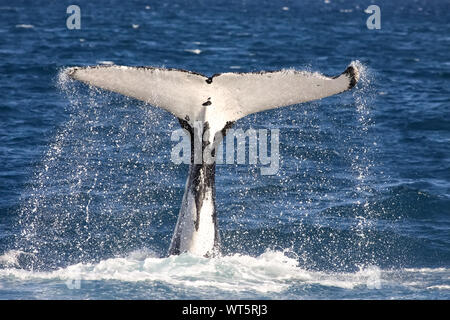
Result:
[1, 249, 448, 298]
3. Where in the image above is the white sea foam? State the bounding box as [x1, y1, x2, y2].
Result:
[0, 250, 24, 267]
[1, 249, 447, 294]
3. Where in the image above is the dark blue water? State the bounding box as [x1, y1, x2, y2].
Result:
[0, 0, 449, 299]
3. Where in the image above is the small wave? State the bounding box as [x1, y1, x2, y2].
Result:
[427, 285, 450, 290]
[97, 60, 115, 65]
[185, 49, 202, 55]
[404, 267, 448, 273]
[0, 250, 35, 268]
[15, 24, 34, 29]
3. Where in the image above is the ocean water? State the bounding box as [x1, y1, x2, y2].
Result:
[0, 0, 449, 299]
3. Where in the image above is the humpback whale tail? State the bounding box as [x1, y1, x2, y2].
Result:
[67, 64, 359, 257]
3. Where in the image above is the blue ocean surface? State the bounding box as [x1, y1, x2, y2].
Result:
[0, 0, 449, 299]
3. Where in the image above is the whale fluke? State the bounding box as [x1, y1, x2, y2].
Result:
[67, 65, 358, 126]
[66, 64, 359, 257]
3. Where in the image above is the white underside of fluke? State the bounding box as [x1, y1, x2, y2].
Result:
[67, 65, 359, 138]
[66, 63, 360, 256]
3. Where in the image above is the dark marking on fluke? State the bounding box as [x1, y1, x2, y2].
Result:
[179, 117, 192, 134]
[221, 121, 235, 137]
[343, 66, 358, 89]
[202, 100, 212, 106]
[176, 119, 215, 230]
